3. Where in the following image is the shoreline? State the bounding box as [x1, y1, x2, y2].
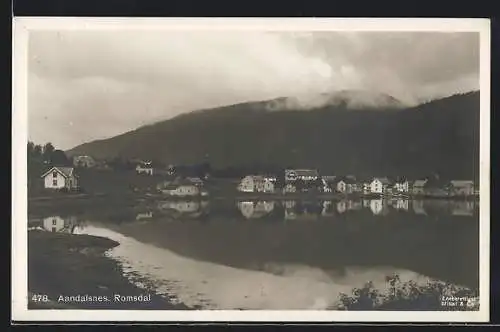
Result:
[28, 191, 479, 203]
[28, 230, 190, 310]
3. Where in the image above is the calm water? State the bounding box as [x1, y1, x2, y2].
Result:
[29, 198, 479, 310]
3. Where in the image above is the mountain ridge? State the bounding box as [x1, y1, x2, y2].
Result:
[67, 90, 479, 180]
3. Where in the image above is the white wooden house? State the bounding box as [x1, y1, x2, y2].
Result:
[40, 167, 79, 190]
[73, 155, 96, 168]
[136, 161, 154, 175]
[238, 175, 275, 193]
[370, 177, 392, 194]
[393, 179, 410, 193]
[449, 180, 474, 196]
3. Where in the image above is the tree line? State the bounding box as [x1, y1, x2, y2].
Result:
[27, 141, 71, 166]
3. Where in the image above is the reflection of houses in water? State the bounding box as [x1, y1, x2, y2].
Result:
[41, 215, 78, 233]
[237, 201, 275, 219]
[283, 200, 297, 209]
[424, 200, 450, 215]
[346, 200, 362, 211]
[336, 201, 347, 214]
[369, 199, 390, 216]
[412, 200, 427, 215]
[159, 200, 201, 213]
[136, 211, 154, 220]
[390, 199, 410, 211]
[451, 201, 475, 216]
[283, 200, 297, 220]
[321, 201, 335, 217]
[333, 200, 362, 213]
[157, 200, 209, 218]
[282, 200, 320, 221]
[362, 199, 371, 208]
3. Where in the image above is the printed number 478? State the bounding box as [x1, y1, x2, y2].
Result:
[31, 294, 49, 302]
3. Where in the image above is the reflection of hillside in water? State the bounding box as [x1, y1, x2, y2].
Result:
[84, 201, 478, 290]
[77, 224, 440, 310]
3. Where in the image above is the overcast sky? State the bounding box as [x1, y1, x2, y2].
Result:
[27, 30, 479, 150]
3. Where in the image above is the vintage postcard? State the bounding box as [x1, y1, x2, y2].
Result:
[12, 17, 490, 322]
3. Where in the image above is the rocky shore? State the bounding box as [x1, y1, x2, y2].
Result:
[28, 230, 189, 310]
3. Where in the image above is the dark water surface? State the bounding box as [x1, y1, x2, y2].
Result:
[28, 198, 479, 310]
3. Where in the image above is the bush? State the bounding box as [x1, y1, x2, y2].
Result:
[334, 274, 479, 311]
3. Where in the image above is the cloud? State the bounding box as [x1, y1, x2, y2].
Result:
[27, 30, 479, 149]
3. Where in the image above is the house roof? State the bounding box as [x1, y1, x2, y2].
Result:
[245, 175, 274, 182]
[337, 177, 357, 184]
[373, 177, 391, 185]
[187, 177, 204, 183]
[41, 166, 76, 179]
[74, 155, 94, 161]
[286, 169, 319, 177]
[413, 179, 428, 186]
[161, 182, 198, 190]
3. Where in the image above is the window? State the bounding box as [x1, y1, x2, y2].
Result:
[53, 171, 58, 178]
[52, 219, 57, 225]
[53, 179, 57, 186]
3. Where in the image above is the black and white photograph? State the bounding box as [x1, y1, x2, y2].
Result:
[12, 18, 490, 322]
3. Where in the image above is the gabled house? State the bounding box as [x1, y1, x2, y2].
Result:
[335, 176, 358, 194]
[283, 183, 297, 194]
[73, 155, 96, 168]
[422, 176, 449, 196]
[157, 178, 201, 197]
[238, 175, 275, 193]
[412, 179, 428, 195]
[41, 166, 79, 190]
[321, 176, 337, 193]
[186, 177, 205, 187]
[449, 180, 474, 196]
[136, 161, 154, 175]
[284, 169, 319, 182]
[370, 177, 392, 195]
[393, 178, 410, 194]
[362, 182, 372, 195]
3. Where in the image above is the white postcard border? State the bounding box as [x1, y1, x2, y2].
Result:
[12, 17, 491, 323]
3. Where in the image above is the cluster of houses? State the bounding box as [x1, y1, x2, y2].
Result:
[237, 169, 476, 197]
[40, 158, 476, 199]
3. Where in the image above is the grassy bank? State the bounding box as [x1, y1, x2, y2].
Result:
[28, 231, 189, 309]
